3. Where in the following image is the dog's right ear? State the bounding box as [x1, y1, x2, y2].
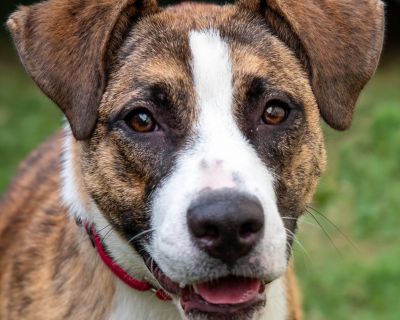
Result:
[7, 0, 158, 140]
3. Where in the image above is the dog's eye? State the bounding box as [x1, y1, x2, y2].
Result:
[261, 100, 289, 125]
[125, 108, 157, 133]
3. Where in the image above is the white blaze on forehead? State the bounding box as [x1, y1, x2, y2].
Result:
[189, 29, 233, 130]
[189, 29, 249, 185]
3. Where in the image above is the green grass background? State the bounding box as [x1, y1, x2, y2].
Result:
[1, 36, 399, 319]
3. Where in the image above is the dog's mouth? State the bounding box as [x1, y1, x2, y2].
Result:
[180, 276, 266, 315]
[146, 257, 267, 316]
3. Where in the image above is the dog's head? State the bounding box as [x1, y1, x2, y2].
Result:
[8, 0, 384, 318]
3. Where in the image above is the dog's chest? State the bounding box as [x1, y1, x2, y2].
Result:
[108, 280, 180, 320]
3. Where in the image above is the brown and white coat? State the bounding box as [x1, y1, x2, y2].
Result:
[1, 0, 384, 319]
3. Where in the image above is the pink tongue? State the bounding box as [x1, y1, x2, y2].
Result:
[197, 277, 260, 305]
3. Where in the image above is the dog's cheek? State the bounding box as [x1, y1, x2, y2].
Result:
[79, 132, 162, 241]
[276, 128, 326, 227]
[87, 161, 149, 234]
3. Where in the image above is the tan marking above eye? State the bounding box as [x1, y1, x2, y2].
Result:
[261, 102, 289, 125]
[127, 109, 157, 133]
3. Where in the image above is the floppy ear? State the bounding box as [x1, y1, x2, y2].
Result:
[7, 0, 158, 140]
[239, 0, 385, 130]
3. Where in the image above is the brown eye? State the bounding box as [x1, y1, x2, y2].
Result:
[261, 101, 289, 125]
[126, 109, 157, 133]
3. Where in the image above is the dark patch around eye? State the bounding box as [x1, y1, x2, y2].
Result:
[106, 83, 173, 128]
[247, 77, 268, 101]
[148, 83, 172, 108]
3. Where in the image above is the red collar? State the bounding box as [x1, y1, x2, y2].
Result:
[84, 222, 172, 301]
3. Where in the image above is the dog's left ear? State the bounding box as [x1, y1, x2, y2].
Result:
[239, 0, 385, 130]
[7, 0, 158, 140]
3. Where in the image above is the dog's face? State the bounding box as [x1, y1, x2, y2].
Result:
[8, 0, 384, 319]
[86, 6, 325, 315]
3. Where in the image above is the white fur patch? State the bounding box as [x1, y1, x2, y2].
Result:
[109, 280, 180, 320]
[149, 29, 288, 319]
[261, 278, 288, 320]
[61, 126, 88, 220]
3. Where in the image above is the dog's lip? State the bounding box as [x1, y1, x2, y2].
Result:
[180, 278, 266, 314]
[195, 276, 261, 305]
[145, 256, 267, 314]
[148, 260, 181, 294]
[180, 285, 266, 315]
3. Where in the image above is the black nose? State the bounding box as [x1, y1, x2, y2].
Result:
[187, 190, 264, 264]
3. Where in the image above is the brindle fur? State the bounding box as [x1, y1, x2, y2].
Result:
[1, 0, 384, 319]
[0, 135, 116, 319]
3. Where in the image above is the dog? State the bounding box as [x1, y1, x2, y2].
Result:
[0, 0, 384, 319]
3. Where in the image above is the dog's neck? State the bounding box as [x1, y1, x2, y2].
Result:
[61, 128, 289, 320]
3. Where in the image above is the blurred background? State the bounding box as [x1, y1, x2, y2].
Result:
[0, 0, 399, 319]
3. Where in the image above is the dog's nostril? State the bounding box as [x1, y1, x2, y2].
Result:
[239, 221, 262, 238]
[187, 189, 264, 264]
[197, 223, 219, 240]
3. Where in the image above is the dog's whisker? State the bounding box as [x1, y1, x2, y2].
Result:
[306, 205, 358, 251]
[97, 224, 112, 233]
[285, 228, 312, 264]
[306, 205, 342, 232]
[305, 209, 344, 259]
[281, 216, 320, 229]
[103, 227, 115, 242]
[128, 228, 156, 244]
[298, 219, 321, 229]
